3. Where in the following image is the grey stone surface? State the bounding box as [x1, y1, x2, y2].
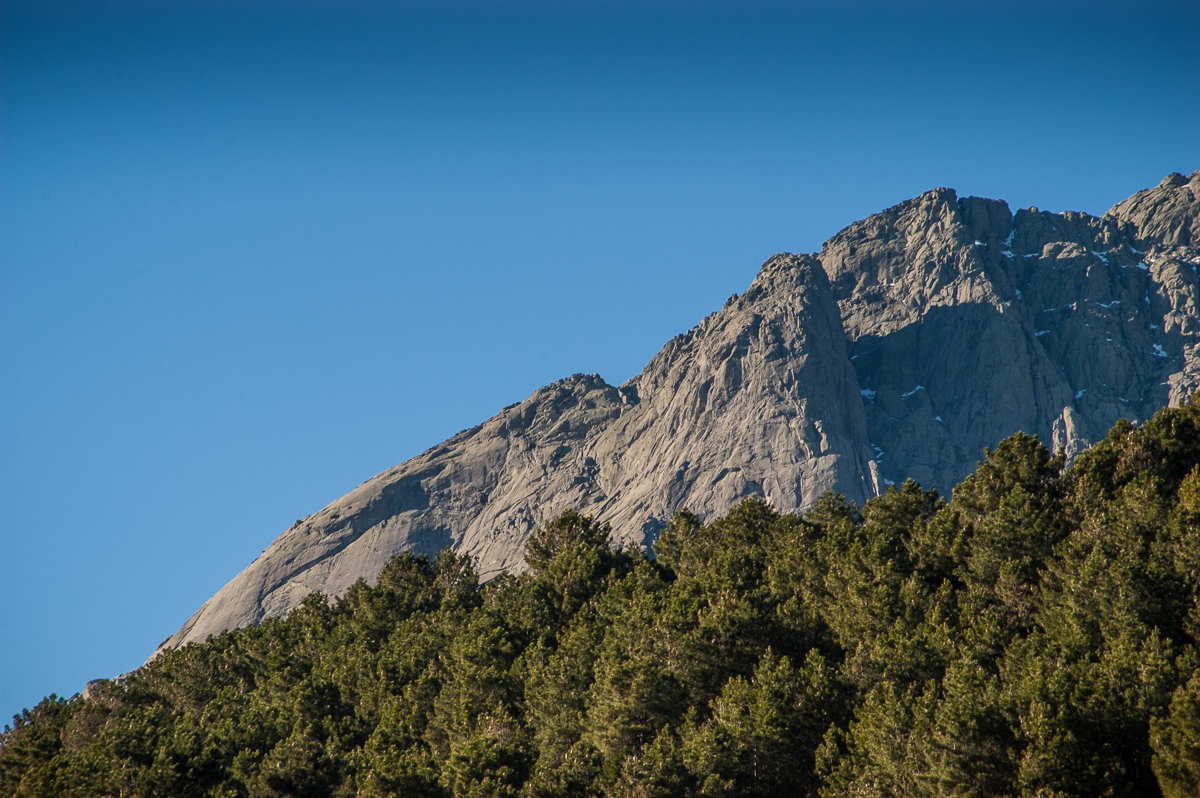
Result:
[158, 254, 877, 654]
[155, 170, 1199, 657]
[827, 170, 1199, 495]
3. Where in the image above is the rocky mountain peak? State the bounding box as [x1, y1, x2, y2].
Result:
[155, 172, 1200, 657]
[156, 248, 875, 655]
[957, 195, 1012, 248]
[820, 187, 1012, 344]
[1107, 168, 1199, 250]
[826, 171, 1199, 496]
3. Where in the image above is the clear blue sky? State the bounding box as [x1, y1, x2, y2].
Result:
[2, 0, 1196, 722]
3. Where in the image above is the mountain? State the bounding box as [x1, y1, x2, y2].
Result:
[157, 170, 1199, 655]
[830, 172, 1200, 493]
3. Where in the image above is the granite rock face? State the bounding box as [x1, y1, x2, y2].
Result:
[158, 170, 1199, 655]
[826, 170, 1200, 494]
[160, 254, 878, 652]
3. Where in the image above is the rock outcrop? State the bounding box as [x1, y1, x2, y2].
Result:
[157, 170, 1199, 655]
[160, 254, 878, 652]
[827, 170, 1200, 494]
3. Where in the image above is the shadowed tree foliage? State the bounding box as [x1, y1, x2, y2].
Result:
[8, 402, 1200, 797]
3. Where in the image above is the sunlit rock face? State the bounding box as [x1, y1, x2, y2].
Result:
[157, 170, 1199, 656]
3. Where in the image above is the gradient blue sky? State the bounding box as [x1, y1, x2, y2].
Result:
[2, 0, 1197, 722]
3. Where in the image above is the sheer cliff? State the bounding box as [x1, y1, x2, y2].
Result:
[826, 170, 1200, 493]
[157, 170, 1199, 655]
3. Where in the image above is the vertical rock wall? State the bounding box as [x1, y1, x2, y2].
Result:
[822, 170, 1200, 495]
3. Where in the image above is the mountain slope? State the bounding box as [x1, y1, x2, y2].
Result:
[158, 170, 1199, 654]
[161, 254, 878, 651]
[827, 170, 1200, 494]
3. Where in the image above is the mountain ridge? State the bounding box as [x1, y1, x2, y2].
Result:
[157, 169, 1200, 656]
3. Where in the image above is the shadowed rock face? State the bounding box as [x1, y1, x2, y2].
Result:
[826, 170, 1200, 494]
[157, 170, 1199, 656]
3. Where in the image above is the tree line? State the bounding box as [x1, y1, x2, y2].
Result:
[7, 403, 1200, 797]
